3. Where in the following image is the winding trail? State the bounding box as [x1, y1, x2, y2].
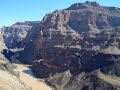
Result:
[11, 54, 52, 90]
[14, 64, 52, 90]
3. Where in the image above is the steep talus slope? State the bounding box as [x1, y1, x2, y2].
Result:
[1, 21, 40, 48]
[0, 69, 31, 90]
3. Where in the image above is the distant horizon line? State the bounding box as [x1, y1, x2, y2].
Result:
[0, 19, 41, 27]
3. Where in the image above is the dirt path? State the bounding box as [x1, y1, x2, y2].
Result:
[14, 64, 52, 90]
[11, 54, 52, 90]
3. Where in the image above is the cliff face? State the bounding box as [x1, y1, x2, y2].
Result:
[42, 1, 120, 33]
[1, 21, 40, 48]
[20, 1, 120, 64]
[19, 23, 43, 64]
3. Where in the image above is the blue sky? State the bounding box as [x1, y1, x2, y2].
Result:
[0, 0, 120, 27]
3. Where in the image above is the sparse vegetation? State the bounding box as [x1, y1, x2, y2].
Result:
[9, 69, 20, 78]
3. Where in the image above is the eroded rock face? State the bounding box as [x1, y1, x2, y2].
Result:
[1, 21, 40, 48]
[46, 71, 119, 90]
[20, 1, 120, 64]
[19, 23, 43, 64]
[42, 1, 120, 33]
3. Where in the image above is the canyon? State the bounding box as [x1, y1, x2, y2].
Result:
[0, 1, 120, 90]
